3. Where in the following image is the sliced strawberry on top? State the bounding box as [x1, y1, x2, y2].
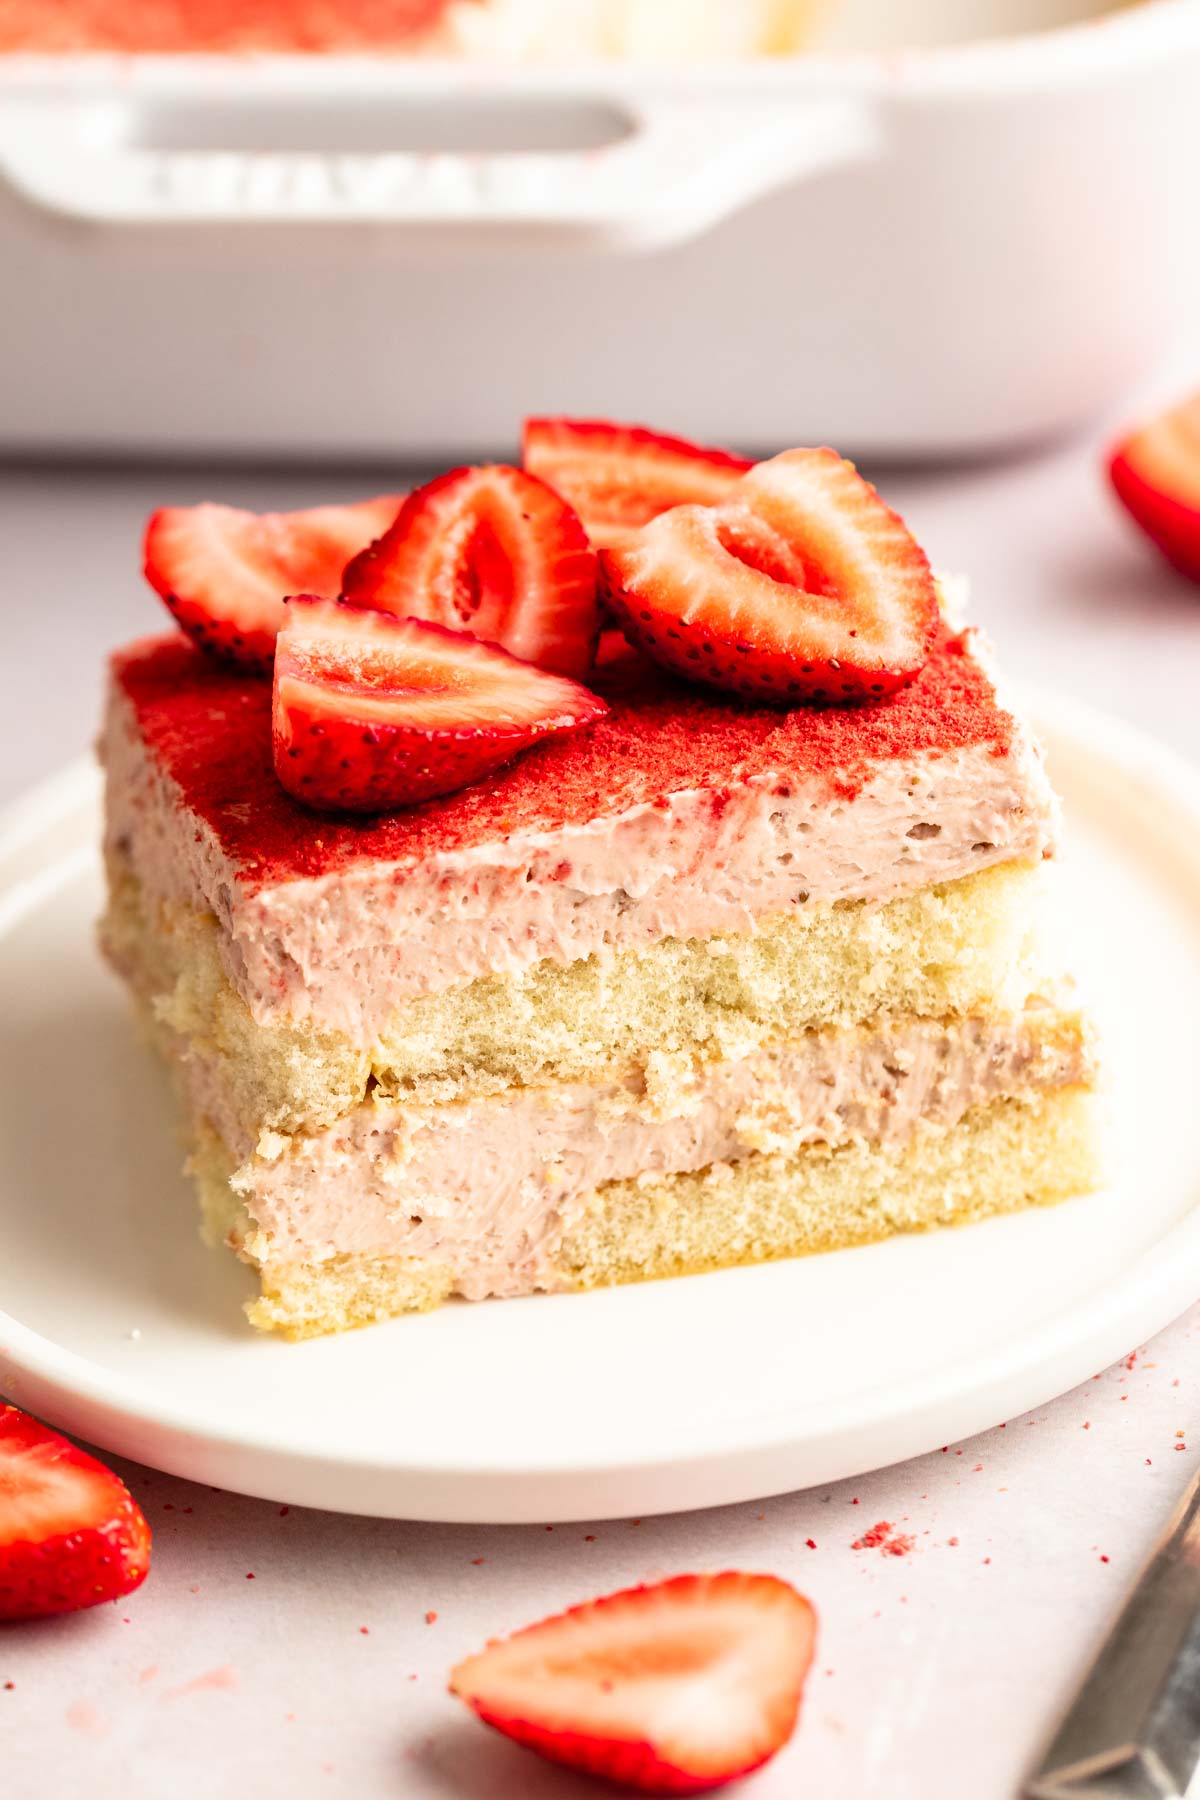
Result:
[0, 1405, 151, 1621]
[145, 492, 405, 669]
[341, 464, 599, 680]
[273, 596, 607, 813]
[601, 447, 940, 705]
[523, 417, 753, 551]
[1108, 389, 1200, 582]
[450, 1571, 816, 1796]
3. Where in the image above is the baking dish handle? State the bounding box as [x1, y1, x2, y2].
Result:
[0, 94, 878, 250]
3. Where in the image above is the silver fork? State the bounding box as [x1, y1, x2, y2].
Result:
[1025, 1465, 1200, 1799]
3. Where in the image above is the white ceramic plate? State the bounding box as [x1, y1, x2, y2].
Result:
[2, 696, 1199, 1523]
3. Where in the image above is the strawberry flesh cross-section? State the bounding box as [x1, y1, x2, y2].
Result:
[144, 493, 405, 670]
[1109, 389, 1200, 583]
[0, 1405, 152, 1621]
[341, 463, 600, 679]
[600, 447, 941, 704]
[272, 597, 609, 814]
[450, 1570, 817, 1795]
[523, 416, 753, 550]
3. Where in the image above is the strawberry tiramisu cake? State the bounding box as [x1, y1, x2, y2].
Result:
[0, 0, 828, 56]
[100, 422, 1100, 1337]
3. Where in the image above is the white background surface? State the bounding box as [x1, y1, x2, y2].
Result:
[2, 397, 1199, 1797]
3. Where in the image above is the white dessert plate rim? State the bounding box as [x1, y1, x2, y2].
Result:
[1, 687, 1199, 1521]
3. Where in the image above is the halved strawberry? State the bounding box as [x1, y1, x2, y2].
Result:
[145, 493, 405, 669]
[523, 417, 753, 550]
[273, 596, 607, 813]
[601, 448, 940, 704]
[1109, 390, 1200, 582]
[341, 464, 599, 679]
[450, 1571, 816, 1795]
[0, 1406, 151, 1621]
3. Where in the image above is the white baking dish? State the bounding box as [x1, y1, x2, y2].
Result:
[1, 0, 1198, 462]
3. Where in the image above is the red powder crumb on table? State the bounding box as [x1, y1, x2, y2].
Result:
[470, 1557, 485, 1565]
[806, 1539, 817, 1550]
[245, 1573, 255, 1581]
[854, 1520, 918, 1557]
[852, 1521, 893, 1550]
[947, 1537, 959, 1547]
[425, 1611, 438, 1625]
[1100, 1555, 1110, 1564]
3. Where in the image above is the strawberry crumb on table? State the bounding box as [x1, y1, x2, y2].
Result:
[3, 376, 1200, 1800]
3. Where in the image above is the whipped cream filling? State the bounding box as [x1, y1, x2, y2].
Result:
[213, 1006, 1091, 1297]
[102, 654, 1059, 1042]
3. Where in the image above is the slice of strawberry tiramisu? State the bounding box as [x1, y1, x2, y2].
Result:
[0, 0, 830, 55]
[100, 424, 1100, 1336]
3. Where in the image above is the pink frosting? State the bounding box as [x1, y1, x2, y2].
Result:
[101, 644, 1058, 1044]
[209, 1007, 1089, 1296]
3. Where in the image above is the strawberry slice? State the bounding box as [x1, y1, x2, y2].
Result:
[450, 1571, 816, 1795]
[273, 596, 607, 813]
[341, 464, 599, 680]
[145, 493, 405, 670]
[0, 1406, 151, 1621]
[1109, 390, 1200, 582]
[601, 447, 940, 704]
[523, 417, 753, 550]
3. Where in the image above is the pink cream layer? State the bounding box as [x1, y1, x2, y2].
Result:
[102, 627, 1058, 1041]
[207, 1006, 1090, 1294]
